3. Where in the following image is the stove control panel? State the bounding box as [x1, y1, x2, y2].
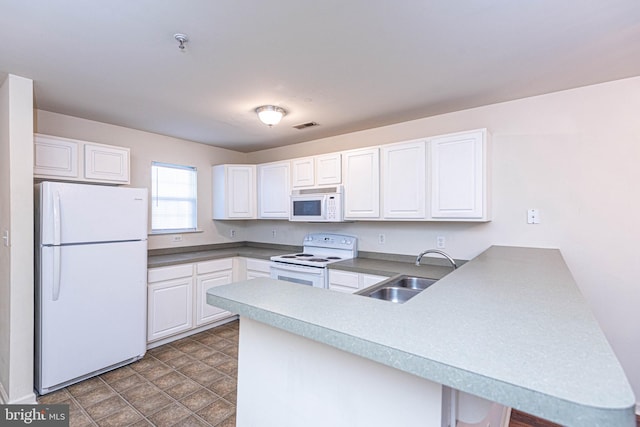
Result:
[304, 233, 357, 251]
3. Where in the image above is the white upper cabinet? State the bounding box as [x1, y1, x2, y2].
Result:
[343, 147, 380, 219]
[84, 143, 130, 183]
[291, 157, 315, 188]
[258, 161, 290, 219]
[34, 134, 79, 178]
[34, 133, 130, 184]
[212, 164, 257, 219]
[315, 153, 342, 185]
[429, 129, 489, 220]
[381, 139, 426, 219]
[291, 153, 342, 188]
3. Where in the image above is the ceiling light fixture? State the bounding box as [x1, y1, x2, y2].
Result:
[255, 105, 287, 126]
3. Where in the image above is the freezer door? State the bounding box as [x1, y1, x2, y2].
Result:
[39, 181, 147, 245]
[36, 240, 147, 393]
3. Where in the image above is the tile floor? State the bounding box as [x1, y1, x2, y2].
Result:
[37, 320, 239, 427]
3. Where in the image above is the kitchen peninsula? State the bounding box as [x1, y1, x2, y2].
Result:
[207, 246, 636, 427]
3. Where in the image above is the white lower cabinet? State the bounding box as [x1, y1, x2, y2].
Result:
[147, 258, 234, 343]
[147, 264, 194, 342]
[245, 258, 271, 279]
[195, 259, 234, 326]
[328, 269, 388, 294]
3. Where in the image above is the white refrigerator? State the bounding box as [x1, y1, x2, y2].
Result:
[35, 181, 148, 394]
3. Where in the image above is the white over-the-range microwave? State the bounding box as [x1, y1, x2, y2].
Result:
[290, 185, 345, 222]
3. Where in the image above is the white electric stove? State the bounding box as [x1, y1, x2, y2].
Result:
[270, 233, 358, 288]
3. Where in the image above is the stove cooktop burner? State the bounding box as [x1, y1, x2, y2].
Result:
[326, 256, 342, 260]
[295, 253, 313, 257]
[308, 258, 329, 262]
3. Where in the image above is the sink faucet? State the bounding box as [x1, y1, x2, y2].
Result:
[415, 249, 457, 270]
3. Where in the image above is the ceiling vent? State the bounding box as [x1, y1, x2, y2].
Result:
[292, 122, 319, 130]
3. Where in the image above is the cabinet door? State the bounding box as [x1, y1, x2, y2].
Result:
[196, 269, 234, 326]
[258, 161, 290, 218]
[328, 270, 360, 293]
[246, 258, 272, 279]
[213, 165, 256, 219]
[291, 157, 315, 188]
[84, 143, 130, 183]
[316, 153, 342, 185]
[34, 134, 79, 178]
[343, 148, 380, 218]
[430, 129, 486, 219]
[147, 277, 193, 342]
[382, 140, 426, 219]
[361, 273, 389, 288]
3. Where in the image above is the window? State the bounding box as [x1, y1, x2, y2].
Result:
[151, 162, 197, 232]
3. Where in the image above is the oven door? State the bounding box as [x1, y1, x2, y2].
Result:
[270, 262, 327, 289]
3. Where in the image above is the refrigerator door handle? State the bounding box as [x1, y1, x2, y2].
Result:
[53, 191, 61, 245]
[52, 246, 61, 301]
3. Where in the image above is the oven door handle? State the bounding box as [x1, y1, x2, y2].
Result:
[270, 263, 323, 274]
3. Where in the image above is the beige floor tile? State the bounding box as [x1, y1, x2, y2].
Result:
[196, 399, 235, 426]
[151, 346, 184, 362]
[179, 389, 219, 412]
[200, 351, 232, 368]
[73, 383, 117, 407]
[49, 321, 240, 427]
[163, 354, 194, 369]
[67, 377, 105, 397]
[206, 376, 236, 398]
[163, 379, 203, 400]
[84, 395, 130, 421]
[68, 408, 94, 427]
[109, 373, 148, 393]
[37, 388, 72, 404]
[151, 370, 189, 390]
[99, 365, 136, 384]
[176, 415, 212, 427]
[147, 402, 192, 427]
[94, 406, 143, 427]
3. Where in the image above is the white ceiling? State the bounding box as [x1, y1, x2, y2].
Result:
[1, 1, 640, 152]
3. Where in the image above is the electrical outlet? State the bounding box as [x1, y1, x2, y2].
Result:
[378, 234, 385, 244]
[527, 209, 541, 224]
[230, 229, 236, 238]
[171, 234, 183, 243]
[436, 236, 446, 249]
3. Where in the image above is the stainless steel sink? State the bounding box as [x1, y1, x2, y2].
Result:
[355, 275, 438, 303]
[390, 276, 437, 290]
[367, 287, 421, 303]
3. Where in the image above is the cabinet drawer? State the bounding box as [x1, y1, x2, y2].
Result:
[328, 270, 359, 289]
[246, 258, 271, 273]
[148, 264, 193, 283]
[197, 258, 233, 274]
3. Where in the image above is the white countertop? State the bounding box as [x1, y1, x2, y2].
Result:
[206, 245, 636, 426]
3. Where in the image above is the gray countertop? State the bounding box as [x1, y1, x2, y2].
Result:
[206, 245, 636, 427]
[147, 242, 455, 279]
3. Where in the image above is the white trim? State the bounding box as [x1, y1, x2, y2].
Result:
[0, 382, 37, 404]
[0, 381, 7, 404]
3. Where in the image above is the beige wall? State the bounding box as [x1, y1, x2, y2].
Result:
[0, 74, 35, 403]
[36, 111, 247, 249]
[246, 76, 640, 407]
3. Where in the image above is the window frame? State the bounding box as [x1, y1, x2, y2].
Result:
[150, 161, 198, 233]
